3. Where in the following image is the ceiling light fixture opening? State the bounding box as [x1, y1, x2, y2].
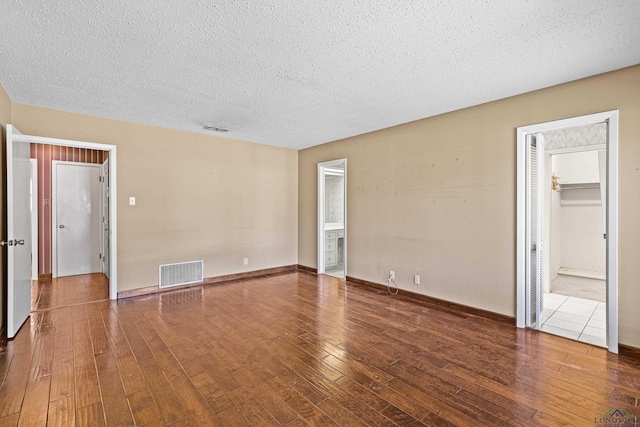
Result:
[203, 124, 229, 132]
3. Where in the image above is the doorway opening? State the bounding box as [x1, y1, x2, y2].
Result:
[318, 159, 347, 279]
[543, 133, 607, 346]
[14, 130, 118, 300]
[29, 148, 111, 312]
[516, 111, 618, 353]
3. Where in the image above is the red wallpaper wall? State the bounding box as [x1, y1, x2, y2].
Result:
[30, 144, 108, 276]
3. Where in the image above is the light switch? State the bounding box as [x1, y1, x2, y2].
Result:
[129, 197, 136, 206]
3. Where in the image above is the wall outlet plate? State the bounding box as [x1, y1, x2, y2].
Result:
[243, 258, 249, 265]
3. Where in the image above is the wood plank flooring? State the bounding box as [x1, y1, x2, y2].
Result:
[31, 274, 109, 311]
[2, 272, 639, 426]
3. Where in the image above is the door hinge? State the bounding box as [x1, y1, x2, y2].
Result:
[99, 253, 102, 259]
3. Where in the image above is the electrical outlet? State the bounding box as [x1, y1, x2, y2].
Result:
[243, 258, 249, 265]
[129, 197, 136, 206]
[414, 275, 421, 285]
[389, 270, 395, 280]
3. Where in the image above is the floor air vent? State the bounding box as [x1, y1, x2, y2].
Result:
[159, 260, 204, 288]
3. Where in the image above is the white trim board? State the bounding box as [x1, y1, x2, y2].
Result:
[30, 159, 38, 280]
[557, 267, 606, 281]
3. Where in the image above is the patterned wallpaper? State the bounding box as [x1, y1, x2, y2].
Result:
[325, 175, 344, 223]
[543, 122, 606, 150]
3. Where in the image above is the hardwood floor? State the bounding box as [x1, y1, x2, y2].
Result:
[1, 272, 639, 426]
[31, 274, 110, 311]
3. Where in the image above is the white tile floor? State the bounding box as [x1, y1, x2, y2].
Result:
[540, 293, 607, 347]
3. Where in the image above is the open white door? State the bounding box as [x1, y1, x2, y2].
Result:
[5, 125, 32, 339]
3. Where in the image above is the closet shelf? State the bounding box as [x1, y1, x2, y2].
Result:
[559, 182, 600, 191]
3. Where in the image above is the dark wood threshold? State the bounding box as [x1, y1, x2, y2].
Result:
[38, 273, 53, 280]
[296, 264, 318, 275]
[346, 275, 515, 326]
[619, 344, 640, 360]
[118, 265, 299, 299]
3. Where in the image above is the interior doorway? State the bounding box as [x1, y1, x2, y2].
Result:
[12, 129, 118, 301]
[516, 111, 618, 353]
[318, 159, 347, 279]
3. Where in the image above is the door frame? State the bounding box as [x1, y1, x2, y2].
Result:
[12, 132, 118, 300]
[101, 157, 110, 278]
[52, 160, 102, 279]
[516, 110, 618, 353]
[30, 158, 38, 280]
[317, 159, 347, 277]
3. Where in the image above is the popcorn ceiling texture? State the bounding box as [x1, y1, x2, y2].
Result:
[0, 1, 639, 149]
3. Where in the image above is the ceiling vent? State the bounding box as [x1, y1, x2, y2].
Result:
[203, 124, 229, 132]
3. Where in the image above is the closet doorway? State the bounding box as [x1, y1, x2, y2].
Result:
[516, 110, 618, 353]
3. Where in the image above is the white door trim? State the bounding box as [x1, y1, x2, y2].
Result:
[516, 110, 618, 353]
[13, 133, 118, 300]
[30, 159, 38, 280]
[317, 159, 347, 277]
[101, 158, 110, 278]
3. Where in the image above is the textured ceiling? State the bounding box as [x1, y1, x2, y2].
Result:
[1, 1, 639, 150]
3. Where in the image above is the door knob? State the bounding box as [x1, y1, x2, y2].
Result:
[59, 225, 65, 229]
[0, 239, 24, 246]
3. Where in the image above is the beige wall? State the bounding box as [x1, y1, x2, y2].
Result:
[11, 104, 298, 292]
[298, 65, 640, 348]
[0, 83, 11, 332]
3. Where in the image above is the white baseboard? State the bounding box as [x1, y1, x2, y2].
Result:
[557, 267, 605, 281]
